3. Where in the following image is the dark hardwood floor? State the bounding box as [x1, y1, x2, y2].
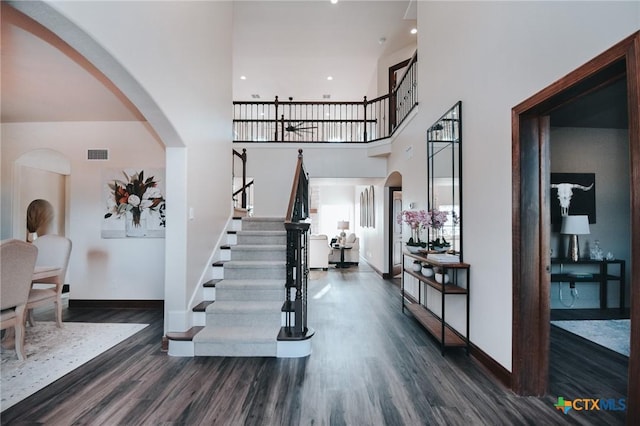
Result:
[2, 265, 629, 424]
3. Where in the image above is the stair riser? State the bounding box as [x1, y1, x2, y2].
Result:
[224, 267, 285, 280]
[205, 312, 281, 327]
[230, 249, 286, 261]
[193, 311, 206, 326]
[241, 220, 285, 231]
[204, 287, 216, 300]
[194, 342, 276, 357]
[236, 234, 286, 245]
[212, 267, 224, 279]
[221, 249, 231, 261]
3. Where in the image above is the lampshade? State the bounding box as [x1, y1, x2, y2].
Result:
[337, 221, 350, 230]
[561, 215, 590, 235]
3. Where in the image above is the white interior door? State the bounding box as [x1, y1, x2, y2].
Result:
[392, 190, 403, 273]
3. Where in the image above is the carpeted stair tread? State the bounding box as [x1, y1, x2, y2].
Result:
[237, 230, 286, 235]
[243, 217, 285, 222]
[206, 300, 283, 314]
[241, 217, 286, 231]
[230, 245, 286, 251]
[216, 279, 285, 289]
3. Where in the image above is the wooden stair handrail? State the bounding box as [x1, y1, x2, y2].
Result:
[232, 148, 249, 209]
[285, 149, 305, 223]
[283, 149, 310, 338]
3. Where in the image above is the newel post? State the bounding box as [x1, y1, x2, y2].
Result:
[363, 96, 368, 143]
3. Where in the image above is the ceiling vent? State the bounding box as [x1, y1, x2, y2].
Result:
[323, 94, 331, 99]
[87, 149, 109, 161]
[251, 94, 261, 99]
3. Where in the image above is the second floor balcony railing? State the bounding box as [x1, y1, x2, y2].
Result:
[233, 52, 417, 143]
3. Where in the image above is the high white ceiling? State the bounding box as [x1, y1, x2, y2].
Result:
[1, 0, 417, 124]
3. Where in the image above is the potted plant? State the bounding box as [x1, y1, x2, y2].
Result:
[397, 209, 429, 253]
[427, 208, 451, 252]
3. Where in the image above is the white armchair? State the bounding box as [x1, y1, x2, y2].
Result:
[329, 233, 360, 265]
[308, 234, 331, 270]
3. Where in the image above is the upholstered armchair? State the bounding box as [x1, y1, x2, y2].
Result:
[328, 233, 360, 265]
[308, 234, 330, 270]
[26, 235, 72, 328]
[1, 239, 39, 360]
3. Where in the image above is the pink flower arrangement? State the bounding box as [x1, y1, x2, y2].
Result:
[398, 208, 451, 248]
[397, 210, 429, 230]
[397, 209, 429, 246]
[427, 208, 450, 249]
[427, 209, 448, 230]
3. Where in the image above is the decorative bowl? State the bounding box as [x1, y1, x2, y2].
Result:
[435, 273, 450, 284]
[421, 267, 434, 277]
[431, 247, 449, 253]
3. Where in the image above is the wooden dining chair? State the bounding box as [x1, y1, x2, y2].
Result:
[1, 239, 38, 360]
[26, 235, 72, 328]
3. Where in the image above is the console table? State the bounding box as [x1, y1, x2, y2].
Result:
[550, 258, 625, 311]
[401, 251, 470, 356]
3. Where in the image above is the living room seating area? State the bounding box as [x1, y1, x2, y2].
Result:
[308, 233, 360, 269]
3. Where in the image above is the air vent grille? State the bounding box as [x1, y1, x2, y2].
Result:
[87, 149, 109, 160]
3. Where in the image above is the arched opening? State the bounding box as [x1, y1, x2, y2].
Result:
[14, 149, 71, 241]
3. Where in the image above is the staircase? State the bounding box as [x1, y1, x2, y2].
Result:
[168, 216, 312, 358]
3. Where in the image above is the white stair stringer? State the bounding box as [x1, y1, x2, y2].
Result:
[191, 216, 312, 358]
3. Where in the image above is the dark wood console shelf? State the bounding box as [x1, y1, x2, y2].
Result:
[550, 258, 625, 311]
[401, 251, 470, 355]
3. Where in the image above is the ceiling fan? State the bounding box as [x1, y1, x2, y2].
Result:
[284, 121, 318, 135]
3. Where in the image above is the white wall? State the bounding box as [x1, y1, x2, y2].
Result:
[387, 1, 639, 370]
[45, 1, 233, 331]
[356, 183, 386, 272]
[1, 121, 166, 299]
[235, 144, 387, 216]
[550, 127, 631, 309]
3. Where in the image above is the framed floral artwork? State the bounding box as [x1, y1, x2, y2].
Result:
[101, 168, 166, 238]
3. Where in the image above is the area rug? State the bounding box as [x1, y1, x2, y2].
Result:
[1, 322, 148, 411]
[551, 319, 630, 357]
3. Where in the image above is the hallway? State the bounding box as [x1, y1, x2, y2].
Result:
[2, 264, 627, 424]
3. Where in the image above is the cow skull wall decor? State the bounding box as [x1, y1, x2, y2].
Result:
[550, 182, 594, 216]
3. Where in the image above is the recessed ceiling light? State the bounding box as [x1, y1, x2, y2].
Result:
[410, 28, 418, 35]
[327, 76, 333, 81]
[240, 75, 247, 80]
[330, 0, 338, 4]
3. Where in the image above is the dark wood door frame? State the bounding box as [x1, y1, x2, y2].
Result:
[512, 31, 639, 421]
[388, 59, 411, 133]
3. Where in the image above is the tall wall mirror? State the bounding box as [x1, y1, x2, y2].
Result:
[427, 101, 462, 260]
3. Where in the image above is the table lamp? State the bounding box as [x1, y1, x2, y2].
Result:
[561, 215, 590, 262]
[337, 221, 349, 244]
